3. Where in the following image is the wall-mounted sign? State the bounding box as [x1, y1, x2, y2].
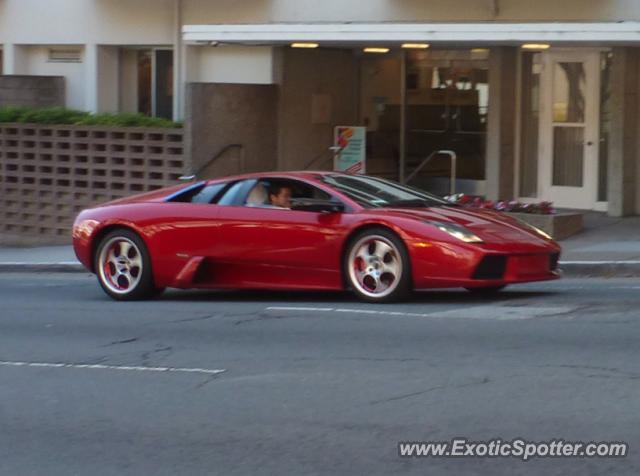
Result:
[334, 126, 366, 174]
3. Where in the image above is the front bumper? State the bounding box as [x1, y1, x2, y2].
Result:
[409, 239, 561, 289]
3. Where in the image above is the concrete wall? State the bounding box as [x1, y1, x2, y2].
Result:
[3, 0, 640, 49]
[190, 46, 274, 84]
[276, 47, 359, 170]
[0, 123, 186, 245]
[185, 83, 279, 177]
[0, 75, 65, 108]
[486, 46, 518, 201]
[19, 46, 85, 109]
[97, 46, 120, 113]
[181, 0, 640, 23]
[608, 47, 640, 216]
[0, 0, 175, 45]
[119, 49, 139, 113]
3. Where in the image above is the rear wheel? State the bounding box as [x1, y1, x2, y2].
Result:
[94, 229, 161, 301]
[344, 228, 412, 303]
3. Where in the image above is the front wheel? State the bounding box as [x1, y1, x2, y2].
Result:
[344, 228, 412, 303]
[94, 229, 161, 301]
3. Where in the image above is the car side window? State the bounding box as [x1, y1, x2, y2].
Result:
[245, 178, 334, 209]
[191, 183, 227, 204]
[217, 180, 256, 206]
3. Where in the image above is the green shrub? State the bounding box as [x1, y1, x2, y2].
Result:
[0, 106, 31, 123]
[75, 112, 180, 128]
[17, 107, 90, 125]
[0, 107, 181, 128]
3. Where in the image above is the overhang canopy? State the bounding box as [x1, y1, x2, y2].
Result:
[183, 22, 640, 45]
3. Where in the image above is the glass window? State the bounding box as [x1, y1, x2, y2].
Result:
[405, 49, 489, 187]
[553, 62, 586, 123]
[245, 179, 332, 209]
[217, 181, 247, 206]
[167, 182, 228, 203]
[155, 50, 174, 120]
[321, 174, 448, 208]
[191, 183, 227, 204]
[137, 50, 152, 116]
[553, 127, 584, 187]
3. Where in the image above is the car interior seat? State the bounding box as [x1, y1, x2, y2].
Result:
[245, 182, 269, 207]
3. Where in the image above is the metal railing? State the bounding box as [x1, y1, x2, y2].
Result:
[303, 145, 344, 171]
[405, 149, 457, 195]
[179, 143, 244, 181]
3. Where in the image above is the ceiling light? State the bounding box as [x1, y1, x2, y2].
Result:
[291, 43, 319, 49]
[402, 43, 429, 49]
[364, 47, 390, 54]
[521, 44, 551, 50]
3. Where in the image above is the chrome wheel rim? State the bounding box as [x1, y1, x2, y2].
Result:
[348, 235, 402, 299]
[97, 237, 143, 295]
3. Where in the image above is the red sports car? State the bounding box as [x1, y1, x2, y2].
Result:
[73, 172, 561, 303]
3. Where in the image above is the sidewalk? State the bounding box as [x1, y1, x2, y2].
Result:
[0, 213, 639, 276]
[0, 246, 83, 272]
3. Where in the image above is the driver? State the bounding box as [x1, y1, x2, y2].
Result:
[268, 184, 292, 209]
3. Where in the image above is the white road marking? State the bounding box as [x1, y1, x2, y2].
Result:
[267, 306, 433, 318]
[267, 306, 335, 312]
[266, 306, 576, 320]
[0, 361, 226, 376]
[560, 260, 640, 264]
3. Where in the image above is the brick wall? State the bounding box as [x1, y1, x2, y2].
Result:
[0, 124, 188, 245]
[0, 76, 65, 108]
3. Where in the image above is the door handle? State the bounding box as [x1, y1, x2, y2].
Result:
[585, 141, 594, 146]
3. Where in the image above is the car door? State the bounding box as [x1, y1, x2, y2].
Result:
[214, 178, 349, 289]
[148, 181, 230, 284]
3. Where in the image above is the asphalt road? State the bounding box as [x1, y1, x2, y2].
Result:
[0, 273, 639, 476]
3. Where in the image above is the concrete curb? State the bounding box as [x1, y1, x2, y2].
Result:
[0, 262, 86, 273]
[559, 261, 640, 278]
[2, 261, 640, 278]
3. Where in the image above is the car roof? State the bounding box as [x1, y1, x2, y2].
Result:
[204, 170, 345, 184]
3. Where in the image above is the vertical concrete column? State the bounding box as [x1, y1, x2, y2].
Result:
[96, 46, 120, 113]
[486, 46, 518, 201]
[272, 46, 285, 171]
[173, 0, 183, 121]
[2, 43, 27, 75]
[84, 43, 99, 113]
[608, 47, 639, 217]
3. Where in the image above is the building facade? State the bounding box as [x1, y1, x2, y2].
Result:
[2, 0, 640, 215]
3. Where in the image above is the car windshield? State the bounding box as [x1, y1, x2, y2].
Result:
[320, 174, 450, 209]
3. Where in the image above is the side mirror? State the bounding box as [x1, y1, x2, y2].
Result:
[291, 198, 345, 213]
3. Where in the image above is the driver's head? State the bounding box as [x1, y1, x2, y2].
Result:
[269, 185, 292, 208]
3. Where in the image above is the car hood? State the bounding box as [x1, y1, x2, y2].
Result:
[367, 206, 553, 246]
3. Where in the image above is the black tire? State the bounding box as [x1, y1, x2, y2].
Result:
[343, 227, 412, 303]
[94, 228, 161, 301]
[465, 285, 507, 294]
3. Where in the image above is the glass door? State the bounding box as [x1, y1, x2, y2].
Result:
[403, 49, 489, 194]
[538, 51, 600, 209]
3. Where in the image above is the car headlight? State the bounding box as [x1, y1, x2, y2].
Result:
[428, 221, 484, 244]
[515, 219, 553, 240]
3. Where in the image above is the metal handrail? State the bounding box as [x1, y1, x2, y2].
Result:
[179, 143, 244, 180]
[303, 145, 343, 171]
[405, 149, 457, 195]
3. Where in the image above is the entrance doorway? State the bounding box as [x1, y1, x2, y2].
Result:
[539, 50, 601, 209]
[520, 49, 605, 210]
[358, 48, 489, 194]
